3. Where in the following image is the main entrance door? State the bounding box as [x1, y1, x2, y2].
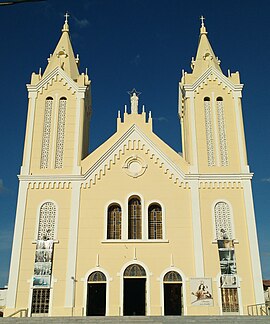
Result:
[163, 271, 183, 315]
[86, 271, 106, 316]
[123, 264, 146, 316]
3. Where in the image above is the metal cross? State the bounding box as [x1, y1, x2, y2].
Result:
[64, 12, 69, 24]
[200, 15, 205, 27]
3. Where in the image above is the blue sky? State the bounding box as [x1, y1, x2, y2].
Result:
[0, 0, 270, 287]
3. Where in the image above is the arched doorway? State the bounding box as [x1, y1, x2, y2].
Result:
[123, 264, 146, 316]
[86, 271, 106, 316]
[163, 271, 183, 315]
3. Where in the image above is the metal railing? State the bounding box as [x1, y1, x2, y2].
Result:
[247, 303, 270, 316]
[7, 308, 28, 317]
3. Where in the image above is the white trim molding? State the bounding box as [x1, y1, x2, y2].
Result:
[242, 180, 264, 304]
[6, 181, 28, 308]
[190, 181, 204, 277]
[65, 182, 81, 307]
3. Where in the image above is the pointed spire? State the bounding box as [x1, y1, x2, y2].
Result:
[43, 13, 79, 80]
[191, 17, 221, 75]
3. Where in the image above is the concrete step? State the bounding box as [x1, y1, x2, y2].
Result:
[0, 316, 270, 324]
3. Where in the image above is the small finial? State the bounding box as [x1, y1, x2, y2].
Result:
[62, 12, 70, 32]
[39, 67, 42, 75]
[124, 105, 127, 113]
[200, 15, 207, 35]
[200, 15, 205, 27]
[142, 105, 145, 113]
[65, 12, 69, 24]
[85, 67, 88, 75]
[118, 110, 120, 118]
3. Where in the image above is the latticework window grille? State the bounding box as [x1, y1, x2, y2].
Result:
[148, 204, 162, 239]
[31, 288, 50, 314]
[221, 288, 239, 313]
[55, 98, 66, 169]
[217, 99, 228, 166]
[38, 202, 56, 240]
[40, 98, 53, 169]
[204, 98, 215, 166]
[163, 271, 182, 282]
[214, 202, 233, 240]
[88, 271, 106, 282]
[124, 264, 146, 277]
[128, 198, 142, 239]
[107, 204, 121, 239]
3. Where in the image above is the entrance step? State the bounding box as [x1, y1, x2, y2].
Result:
[1, 316, 270, 324]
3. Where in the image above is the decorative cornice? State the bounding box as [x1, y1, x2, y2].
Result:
[27, 66, 87, 95]
[183, 67, 243, 95]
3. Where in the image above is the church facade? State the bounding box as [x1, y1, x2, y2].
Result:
[5, 18, 264, 317]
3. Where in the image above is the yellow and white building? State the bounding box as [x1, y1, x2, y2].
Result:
[5, 17, 264, 317]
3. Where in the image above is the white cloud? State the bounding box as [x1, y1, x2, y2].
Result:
[261, 178, 270, 182]
[73, 16, 90, 28]
[131, 54, 141, 66]
[154, 117, 168, 122]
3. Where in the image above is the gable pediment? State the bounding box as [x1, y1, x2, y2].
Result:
[27, 66, 86, 95]
[81, 124, 189, 188]
[183, 67, 243, 95]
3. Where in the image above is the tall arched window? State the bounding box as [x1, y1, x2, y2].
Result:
[40, 97, 53, 169]
[128, 197, 142, 239]
[216, 97, 228, 166]
[38, 202, 56, 240]
[214, 202, 233, 240]
[55, 97, 67, 169]
[107, 204, 121, 239]
[148, 204, 162, 239]
[204, 97, 215, 166]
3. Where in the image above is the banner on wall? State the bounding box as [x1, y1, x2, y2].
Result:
[220, 274, 238, 288]
[33, 240, 54, 287]
[190, 278, 213, 306]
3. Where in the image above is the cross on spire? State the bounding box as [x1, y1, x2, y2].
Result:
[200, 15, 205, 27]
[64, 12, 69, 24]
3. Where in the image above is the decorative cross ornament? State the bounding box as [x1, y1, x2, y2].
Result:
[200, 15, 205, 27]
[64, 12, 69, 24]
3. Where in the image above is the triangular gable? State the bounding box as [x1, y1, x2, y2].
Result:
[27, 66, 86, 95]
[81, 124, 189, 188]
[184, 66, 243, 95]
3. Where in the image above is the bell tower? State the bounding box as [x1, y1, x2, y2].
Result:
[21, 15, 91, 176]
[179, 18, 249, 174]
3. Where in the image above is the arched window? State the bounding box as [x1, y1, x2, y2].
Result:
[163, 271, 182, 282]
[88, 271, 106, 282]
[148, 204, 162, 239]
[128, 197, 142, 239]
[124, 264, 146, 277]
[204, 97, 215, 166]
[107, 204, 121, 239]
[41, 97, 53, 169]
[216, 97, 228, 166]
[55, 97, 67, 169]
[38, 202, 56, 240]
[214, 202, 233, 240]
